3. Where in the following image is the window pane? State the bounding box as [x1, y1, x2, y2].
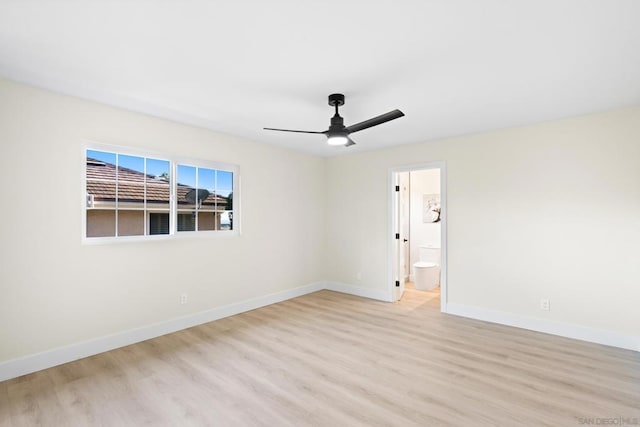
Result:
[197, 168, 215, 211]
[177, 165, 196, 210]
[87, 210, 116, 237]
[146, 158, 170, 212]
[177, 165, 195, 232]
[117, 154, 145, 236]
[197, 168, 216, 230]
[117, 210, 144, 236]
[198, 212, 217, 231]
[177, 213, 195, 232]
[217, 170, 233, 230]
[216, 170, 233, 198]
[116, 155, 145, 207]
[149, 212, 169, 235]
[86, 150, 116, 237]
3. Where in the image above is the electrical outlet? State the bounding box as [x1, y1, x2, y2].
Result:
[180, 293, 188, 305]
[540, 298, 550, 311]
[356, 272, 362, 281]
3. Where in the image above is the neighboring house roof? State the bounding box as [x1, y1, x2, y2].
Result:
[86, 158, 228, 207]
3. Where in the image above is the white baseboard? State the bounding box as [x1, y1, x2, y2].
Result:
[0, 282, 325, 383]
[324, 282, 392, 302]
[446, 303, 640, 352]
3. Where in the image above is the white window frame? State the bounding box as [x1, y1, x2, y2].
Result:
[171, 156, 239, 237]
[82, 142, 240, 244]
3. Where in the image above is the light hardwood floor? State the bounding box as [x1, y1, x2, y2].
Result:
[1, 289, 638, 426]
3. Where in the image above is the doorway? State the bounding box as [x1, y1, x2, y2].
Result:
[390, 162, 447, 312]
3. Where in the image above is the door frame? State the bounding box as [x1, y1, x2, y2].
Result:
[388, 161, 447, 312]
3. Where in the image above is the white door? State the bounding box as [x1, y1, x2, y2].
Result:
[394, 172, 410, 301]
[399, 172, 410, 281]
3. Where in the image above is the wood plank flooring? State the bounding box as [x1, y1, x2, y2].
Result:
[1, 288, 639, 426]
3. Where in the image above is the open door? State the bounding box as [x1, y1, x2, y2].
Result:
[390, 163, 446, 311]
[393, 172, 410, 301]
[400, 172, 410, 283]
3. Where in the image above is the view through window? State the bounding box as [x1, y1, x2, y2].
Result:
[85, 149, 236, 239]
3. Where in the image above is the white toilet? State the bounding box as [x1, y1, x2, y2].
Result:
[413, 244, 441, 291]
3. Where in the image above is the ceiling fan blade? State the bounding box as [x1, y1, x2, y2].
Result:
[345, 109, 405, 134]
[345, 137, 356, 147]
[263, 127, 325, 134]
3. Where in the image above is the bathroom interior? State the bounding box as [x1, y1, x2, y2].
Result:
[402, 168, 442, 304]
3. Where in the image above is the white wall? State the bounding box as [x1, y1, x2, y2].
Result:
[0, 79, 326, 363]
[409, 169, 441, 273]
[326, 107, 640, 340]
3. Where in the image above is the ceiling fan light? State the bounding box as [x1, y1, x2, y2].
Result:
[327, 135, 348, 146]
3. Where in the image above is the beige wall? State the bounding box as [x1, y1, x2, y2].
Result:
[325, 107, 640, 336]
[0, 79, 326, 362]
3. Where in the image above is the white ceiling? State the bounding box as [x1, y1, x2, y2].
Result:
[1, 1, 639, 157]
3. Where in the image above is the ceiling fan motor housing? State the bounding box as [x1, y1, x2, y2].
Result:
[328, 93, 347, 136]
[329, 114, 346, 131]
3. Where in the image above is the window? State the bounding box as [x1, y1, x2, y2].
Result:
[175, 164, 233, 232]
[85, 147, 238, 241]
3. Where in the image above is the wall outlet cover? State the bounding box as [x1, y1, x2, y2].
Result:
[540, 298, 550, 311]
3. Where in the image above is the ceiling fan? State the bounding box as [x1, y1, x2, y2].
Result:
[264, 93, 404, 147]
